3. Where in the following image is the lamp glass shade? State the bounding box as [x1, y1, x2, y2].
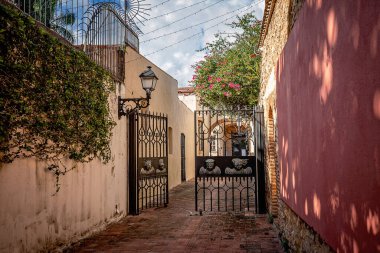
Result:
[140, 66, 158, 91]
[141, 77, 154, 90]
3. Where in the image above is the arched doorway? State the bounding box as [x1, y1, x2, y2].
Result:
[267, 107, 279, 215]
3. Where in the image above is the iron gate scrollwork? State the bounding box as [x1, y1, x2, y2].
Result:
[129, 111, 168, 215]
[194, 107, 266, 213]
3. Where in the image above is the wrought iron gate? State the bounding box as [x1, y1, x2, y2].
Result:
[194, 107, 266, 213]
[129, 111, 168, 215]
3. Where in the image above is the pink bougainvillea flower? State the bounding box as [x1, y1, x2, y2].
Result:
[222, 84, 226, 88]
[192, 75, 197, 80]
[209, 84, 214, 89]
[228, 82, 234, 88]
[223, 92, 231, 97]
[234, 84, 241, 90]
[216, 77, 222, 82]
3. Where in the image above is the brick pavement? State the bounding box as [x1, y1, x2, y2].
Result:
[65, 180, 283, 253]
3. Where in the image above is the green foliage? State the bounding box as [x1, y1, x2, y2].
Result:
[0, 3, 115, 184]
[50, 11, 76, 43]
[190, 13, 261, 109]
[267, 213, 274, 224]
[280, 234, 290, 252]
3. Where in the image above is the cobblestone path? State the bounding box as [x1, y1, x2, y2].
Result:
[66, 180, 283, 253]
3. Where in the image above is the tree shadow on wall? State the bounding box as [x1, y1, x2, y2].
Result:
[276, 0, 380, 252]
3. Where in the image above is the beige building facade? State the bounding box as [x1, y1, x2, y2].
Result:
[0, 45, 195, 252]
[124, 46, 195, 190]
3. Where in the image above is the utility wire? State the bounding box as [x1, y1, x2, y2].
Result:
[126, 4, 256, 63]
[142, 0, 208, 22]
[142, 0, 225, 35]
[140, 2, 254, 44]
[150, 0, 171, 9]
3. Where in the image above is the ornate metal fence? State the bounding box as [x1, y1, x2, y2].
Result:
[6, 0, 144, 81]
[194, 107, 266, 213]
[128, 111, 169, 215]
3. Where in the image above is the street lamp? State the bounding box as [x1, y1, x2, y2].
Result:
[118, 66, 158, 118]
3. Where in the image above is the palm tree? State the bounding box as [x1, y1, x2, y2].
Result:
[50, 11, 76, 43]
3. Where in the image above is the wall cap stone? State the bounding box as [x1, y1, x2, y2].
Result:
[259, 0, 277, 47]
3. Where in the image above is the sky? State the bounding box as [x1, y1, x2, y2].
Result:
[134, 0, 265, 87]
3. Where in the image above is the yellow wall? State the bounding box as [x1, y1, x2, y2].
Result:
[124, 46, 195, 189]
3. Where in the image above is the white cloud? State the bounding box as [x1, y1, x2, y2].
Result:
[162, 61, 174, 71]
[138, 0, 265, 87]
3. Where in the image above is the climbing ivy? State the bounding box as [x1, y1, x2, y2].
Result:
[0, 2, 116, 189]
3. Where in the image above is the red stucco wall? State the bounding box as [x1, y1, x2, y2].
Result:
[277, 0, 380, 252]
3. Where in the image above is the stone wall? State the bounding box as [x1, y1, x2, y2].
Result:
[260, 0, 292, 217]
[260, 0, 291, 98]
[276, 200, 333, 252]
[289, 0, 305, 32]
[260, 0, 305, 99]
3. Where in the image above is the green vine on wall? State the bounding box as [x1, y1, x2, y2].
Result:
[0, 2, 116, 191]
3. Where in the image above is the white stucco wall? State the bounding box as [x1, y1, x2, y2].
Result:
[178, 94, 197, 112]
[0, 91, 128, 252]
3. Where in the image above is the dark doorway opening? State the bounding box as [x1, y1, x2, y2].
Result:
[181, 133, 186, 182]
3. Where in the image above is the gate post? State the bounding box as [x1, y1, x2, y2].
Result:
[128, 112, 138, 215]
[255, 108, 267, 214]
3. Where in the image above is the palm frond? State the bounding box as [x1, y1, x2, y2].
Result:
[51, 12, 75, 26]
[51, 25, 75, 43]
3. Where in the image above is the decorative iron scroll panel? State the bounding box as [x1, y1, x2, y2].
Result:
[194, 108, 266, 213]
[7, 0, 143, 82]
[129, 111, 168, 215]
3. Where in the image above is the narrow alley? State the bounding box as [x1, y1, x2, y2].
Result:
[2, 0, 379, 252]
[65, 180, 283, 253]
